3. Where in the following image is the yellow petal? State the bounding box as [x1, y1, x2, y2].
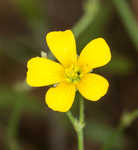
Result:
[26, 57, 65, 87]
[46, 82, 76, 112]
[46, 30, 77, 67]
[77, 73, 109, 101]
[78, 38, 111, 73]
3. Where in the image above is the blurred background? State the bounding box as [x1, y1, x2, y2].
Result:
[0, 0, 138, 149]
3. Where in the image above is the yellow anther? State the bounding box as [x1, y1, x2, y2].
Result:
[65, 65, 83, 83]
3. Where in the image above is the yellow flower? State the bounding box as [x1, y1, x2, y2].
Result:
[26, 30, 111, 112]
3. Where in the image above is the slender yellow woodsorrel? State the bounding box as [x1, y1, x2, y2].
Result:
[26, 30, 111, 112]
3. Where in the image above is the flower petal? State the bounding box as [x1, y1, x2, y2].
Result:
[46, 30, 77, 67]
[26, 57, 65, 87]
[45, 82, 76, 112]
[77, 73, 109, 101]
[78, 38, 111, 73]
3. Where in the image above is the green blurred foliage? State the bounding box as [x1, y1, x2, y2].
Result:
[0, 0, 138, 149]
[16, 0, 44, 22]
[86, 121, 124, 150]
[102, 52, 134, 75]
[0, 86, 43, 113]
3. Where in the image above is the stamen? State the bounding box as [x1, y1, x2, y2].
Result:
[65, 65, 83, 83]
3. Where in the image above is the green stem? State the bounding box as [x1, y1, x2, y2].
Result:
[78, 94, 84, 150]
[66, 111, 78, 130]
[66, 94, 85, 150]
[79, 95, 84, 124]
[77, 130, 84, 150]
[112, 0, 138, 49]
[72, 0, 100, 38]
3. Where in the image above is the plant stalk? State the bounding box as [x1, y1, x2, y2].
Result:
[66, 94, 85, 150]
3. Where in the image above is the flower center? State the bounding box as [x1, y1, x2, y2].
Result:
[65, 65, 83, 83]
